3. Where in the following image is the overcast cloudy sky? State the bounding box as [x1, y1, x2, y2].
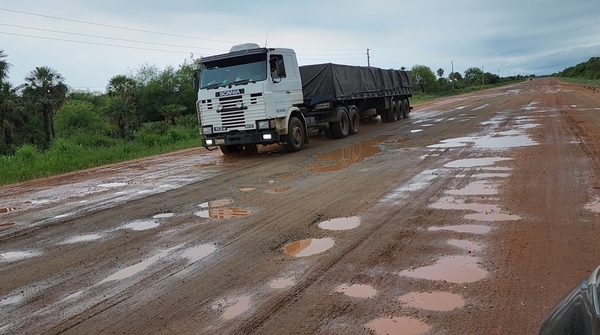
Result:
[1, 0, 599, 91]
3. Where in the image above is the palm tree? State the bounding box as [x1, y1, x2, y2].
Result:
[0, 50, 11, 83]
[22, 66, 68, 147]
[160, 104, 186, 125]
[106, 75, 136, 102]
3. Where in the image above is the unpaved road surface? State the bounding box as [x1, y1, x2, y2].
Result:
[2, 78, 600, 335]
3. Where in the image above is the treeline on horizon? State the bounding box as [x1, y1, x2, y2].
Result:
[554, 57, 600, 80]
[0, 49, 537, 157]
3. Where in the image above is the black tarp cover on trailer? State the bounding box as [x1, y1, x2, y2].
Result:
[299, 63, 413, 106]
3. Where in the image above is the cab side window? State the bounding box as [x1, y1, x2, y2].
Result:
[269, 55, 286, 78]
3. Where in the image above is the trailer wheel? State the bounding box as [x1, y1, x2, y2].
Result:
[380, 110, 389, 123]
[331, 107, 350, 139]
[386, 101, 399, 122]
[348, 106, 360, 135]
[220, 144, 243, 155]
[403, 99, 411, 118]
[283, 116, 304, 152]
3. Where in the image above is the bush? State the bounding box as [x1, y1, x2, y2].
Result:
[55, 101, 110, 138]
[14, 144, 40, 163]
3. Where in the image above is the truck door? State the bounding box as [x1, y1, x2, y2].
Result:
[269, 54, 303, 117]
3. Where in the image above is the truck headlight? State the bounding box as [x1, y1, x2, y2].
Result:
[257, 119, 275, 130]
[205, 139, 214, 146]
[202, 126, 213, 135]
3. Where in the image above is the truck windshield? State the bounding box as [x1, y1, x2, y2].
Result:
[200, 54, 267, 89]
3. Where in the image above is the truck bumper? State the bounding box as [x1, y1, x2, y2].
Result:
[203, 130, 280, 147]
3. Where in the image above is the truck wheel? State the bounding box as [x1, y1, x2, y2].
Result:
[283, 116, 304, 152]
[348, 106, 360, 135]
[380, 110, 389, 123]
[331, 107, 350, 139]
[386, 101, 399, 122]
[403, 99, 411, 118]
[220, 144, 242, 155]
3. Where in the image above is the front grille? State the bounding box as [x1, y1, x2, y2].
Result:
[199, 93, 266, 132]
[219, 95, 245, 128]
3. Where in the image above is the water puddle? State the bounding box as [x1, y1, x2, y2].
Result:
[398, 291, 465, 311]
[307, 136, 389, 172]
[266, 187, 292, 194]
[0, 207, 17, 214]
[277, 173, 296, 179]
[198, 199, 234, 209]
[335, 284, 377, 298]
[0, 296, 23, 306]
[213, 296, 252, 320]
[237, 186, 257, 192]
[365, 316, 430, 335]
[259, 180, 275, 185]
[0, 250, 42, 262]
[98, 182, 127, 188]
[100, 249, 169, 283]
[446, 181, 497, 196]
[64, 290, 84, 300]
[430, 196, 498, 212]
[182, 244, 217, 262]
[448, 239, 483, 252]
[270, 277, 296, 289]
[399, 255, 487, 283]
[472, 172, 511, 178]
[428, 134, 536, 149]
[387, 138, 410, 145]
[61, 234, 103, 244]
[410, 129, 423, 133]
[194, 208, 252, 219]
[428, 225, 491, 234]
[153, 213, 174, 219]
[0, 222, 15, 228]
[283, 238, 335, 257]
[54, 213, 73, 219]
[444, 157, 513, 168]
[464, 212, 521, 221]
[122, 219, 160, 231]
[318, 216, 361, 231]
[585, 198, 600, 213]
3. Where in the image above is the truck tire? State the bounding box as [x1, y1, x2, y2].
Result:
[331, 107, 350, 139]
[348, 106, 359, 135]
[403, 99, 411, 118]
[283, 116, 304, 152]
[220, 144, 242, 155]
[380, 110, 389, 123]
[386, 101, 399, 122]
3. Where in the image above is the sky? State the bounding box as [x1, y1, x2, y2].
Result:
[1, 0, 599, 92]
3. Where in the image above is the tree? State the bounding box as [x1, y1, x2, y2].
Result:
[0, 81, 25, 154]
[106, 75, 136, 102]
[22, 66, 68, 148]
[436, 68, 444, 78]
[448, 72, 463, 82]
[411, 65, 438, 93]
[464, 67, 483, 86]
[103, 96, 137, 139]
[160, 104, 186, 125]
[0, 50, 10, 83]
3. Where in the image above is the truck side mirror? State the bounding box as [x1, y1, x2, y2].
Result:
[276, 61, 286, 78]
[193, 71, 200, 92]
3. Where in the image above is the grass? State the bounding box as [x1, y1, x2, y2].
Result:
[557, 77, 600, 89]
[0, 135, 201, 186]
[410, 81, 520, 104]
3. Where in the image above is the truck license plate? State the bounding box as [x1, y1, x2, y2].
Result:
[215, 139, 225, 145]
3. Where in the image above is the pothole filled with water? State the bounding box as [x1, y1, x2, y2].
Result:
[98, 182, 127, 188]
[269, 277, 296, 289]
[265, 187, 292, 194]
[100, 249, 170, 283]
[335, 284, 377, 298]
[61, 234, 104, 244]
[430, 196, 498, 212]
[237, 186, 257, 192]
[398, 291, 465, 311]
[365, 316, 430, 335]
[444, 157, 513, 168]
[464, 212, 521, 221]
[0, 250, 41, 262]
[122, 220, 160, 231]
[318, 217, 361, 231]
[182, 244, 217, 262]
[585, 198, 600, 213]
[194, 208, 252, 219]
[212, 296, 252, 320]
[0, 222, 15, 228]
[0, 207, 17, 214]
[283, 238, 335, 257]
[307, 136, 390, 172]
[446, 181, 498, 196]
[198, 199, 234, 209]
[428, 224, 492, 234]
[277, 173, 296, 179]
[447, 239, 483, 252]
[398, 255, 487, 283]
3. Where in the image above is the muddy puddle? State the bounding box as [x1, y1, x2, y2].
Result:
[464, 212, 521, 221]
[318, 216, 360, 231]
[410, 129, 423, 133]
[98, 182, 127, 188]
[398, 255, 487, 283]
[195, 208, 252, 219]
[182, 244, 217, 262]
[585, 198, 600, 212]
[61, 234, 104, 244]
[398, 291, 465, 311]
[365, 316, 430, 335]
[265, 187, 292, 194]
[270, 277, 296, 289]
[213, 296, 252, 320]
[428, 134, 536, 149]
[307, 136, 390, 172]
[444, 157, 513, 168]
[198, 199, 234, 209]
[277, 173, 296, 179]
[122, 219, 160, 231]
[472, 172, 511, 178]
[237, 186, 257, 192]
[259, 180, 275, 185]
[446, 181, 497, 196]
[283, 238, 335, 257]
[0, 250, 41, 262]
[0, 207, 17, 214]
[428, 224, 492, 234]
[335, 284, 377, 298]
[430, 196, 498, 212]
[100, 249, 170, 283]
[153, 213, 174, 219]
[0, 222, 15, 228]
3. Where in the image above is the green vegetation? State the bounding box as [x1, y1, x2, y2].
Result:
[555, 57, 600, 80]
[0, 50, 201, 185]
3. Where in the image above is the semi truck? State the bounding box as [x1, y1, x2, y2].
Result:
[193, 43, 413, 155]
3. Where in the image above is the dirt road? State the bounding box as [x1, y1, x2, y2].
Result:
[2, 78, 600, 335]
